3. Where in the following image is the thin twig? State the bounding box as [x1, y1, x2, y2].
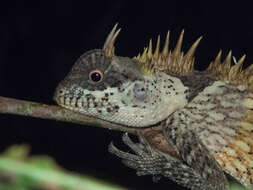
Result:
[0, 96, 142, 135]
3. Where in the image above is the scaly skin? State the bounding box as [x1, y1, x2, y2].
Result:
[54, 24, 253, 190]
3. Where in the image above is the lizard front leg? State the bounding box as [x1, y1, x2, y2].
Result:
[109, 133, 217, 190]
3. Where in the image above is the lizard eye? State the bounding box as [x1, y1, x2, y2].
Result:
[89, 69, 103, 83]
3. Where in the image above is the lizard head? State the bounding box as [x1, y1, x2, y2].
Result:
[54, 24, 200, 127]
[54, 49, 188, 127]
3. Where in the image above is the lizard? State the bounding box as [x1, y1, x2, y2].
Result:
[53, 24, 253, 190]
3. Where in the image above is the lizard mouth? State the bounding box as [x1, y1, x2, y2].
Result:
[54, 91, 162, 128]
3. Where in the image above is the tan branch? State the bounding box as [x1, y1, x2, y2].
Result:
[0, 96, 142, 134]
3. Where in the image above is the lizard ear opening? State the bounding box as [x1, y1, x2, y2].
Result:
[103, 23, 121, 57]
[133, 82, 147, 100]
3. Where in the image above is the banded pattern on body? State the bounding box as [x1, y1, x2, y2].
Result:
[214, 93, 253, 189]
[164, 80, 253, 188]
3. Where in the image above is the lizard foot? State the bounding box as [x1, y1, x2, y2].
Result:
[108, 133, 166, 182]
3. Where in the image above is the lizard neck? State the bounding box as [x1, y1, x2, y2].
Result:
[171, 71, 216, 102]
[138, 70, 190, 125]
[150, 70, 216, 121]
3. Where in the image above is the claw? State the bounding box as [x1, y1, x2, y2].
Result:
[122, 133, 147, 156]
[108, 142, 140, 161]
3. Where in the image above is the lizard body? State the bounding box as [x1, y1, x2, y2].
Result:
[54, 24, 253, 190]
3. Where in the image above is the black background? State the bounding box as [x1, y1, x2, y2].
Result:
[0, 1, 253, 189]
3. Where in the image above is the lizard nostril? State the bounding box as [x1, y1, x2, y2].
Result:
[133, 82, 147, 100]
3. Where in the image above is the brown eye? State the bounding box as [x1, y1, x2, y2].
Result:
[89, 69, 103, 83]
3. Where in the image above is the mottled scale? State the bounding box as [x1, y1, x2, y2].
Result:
[167, 81, 253, 188]
[214, 96, 253, 189]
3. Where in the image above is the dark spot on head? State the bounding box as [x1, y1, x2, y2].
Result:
[105, 93, 109, 97]
[103, 97, 109, 101]
[121, 100, 127, 105]
[106, 107, 111, 112]
[168, 79, 174, 83]
[110, 92, 114, 95]
[121, 72, 129, 80]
